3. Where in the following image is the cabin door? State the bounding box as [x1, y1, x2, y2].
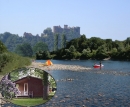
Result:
[24, 83, 28, 95]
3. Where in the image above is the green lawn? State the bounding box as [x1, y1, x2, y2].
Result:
[10, 97, 53, 106]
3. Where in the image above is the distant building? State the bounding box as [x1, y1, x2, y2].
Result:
[53, 25, 80, 36]
[23, 32, 33, 37]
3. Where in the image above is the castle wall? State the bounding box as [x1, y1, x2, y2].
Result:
[53, 25, 80, 35]
[53, 26, 63, 34]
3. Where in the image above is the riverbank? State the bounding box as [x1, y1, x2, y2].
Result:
[29, 62, 91, 71]
[0, 61, 91, 80]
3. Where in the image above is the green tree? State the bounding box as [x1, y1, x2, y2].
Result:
[89, 37, 104, 52]
[69, 45, 76, 52]
[63, 45, 78, 59]
[54, 34, 58, 51]
[113, 40, 125, 52]
[96, 45, 109, 59]
[15, 43, 33, 57]
[61, 34, 66, 48]
[36, 51, 51, 59]
[125, 47, 130, 60]
[66, 39, 78, 49]
[105, 39, 112, 51]
[0, 53, 11, 72]
[0, 40, 7, 53]
[81, 48, 91, 59]
[125, 37, 130, 47]
[33, 42, 49, 54]
[43, 28, 53, 36]
[49, 76, 56, 89]
[34, 68, 49, 100]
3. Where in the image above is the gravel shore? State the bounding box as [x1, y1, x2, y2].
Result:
[29, 62, 91, 72]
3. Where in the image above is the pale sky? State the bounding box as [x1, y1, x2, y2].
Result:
[0, 0, 130, 41]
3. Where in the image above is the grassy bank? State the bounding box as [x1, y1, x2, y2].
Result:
[0, 52, 31, 75]
[10, 96, 53, 106]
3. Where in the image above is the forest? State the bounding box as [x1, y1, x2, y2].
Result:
[0, 32, 130, 61]
[0, 27, 79, 52]
[36, 35, 130, 60]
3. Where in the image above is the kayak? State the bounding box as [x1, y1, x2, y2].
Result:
[93, 64, 104, 68]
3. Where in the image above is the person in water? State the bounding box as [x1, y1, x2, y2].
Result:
[100, 61, 102, 66]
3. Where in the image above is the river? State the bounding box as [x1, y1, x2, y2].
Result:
[36, 60, 130, 107]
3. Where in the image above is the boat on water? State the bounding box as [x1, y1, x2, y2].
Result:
[93, 64, 104, 68]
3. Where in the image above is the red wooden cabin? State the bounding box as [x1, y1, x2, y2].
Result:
[14, 76, 44, 98]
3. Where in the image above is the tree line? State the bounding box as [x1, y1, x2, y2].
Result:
[1, 32, 130, 61]
[36, 35, 130, 60]
[0, 28, 79, 52]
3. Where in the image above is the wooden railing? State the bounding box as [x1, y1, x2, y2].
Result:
[16, 91, 33, 97]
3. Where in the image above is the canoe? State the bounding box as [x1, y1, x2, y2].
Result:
[93, 64, 104, 68]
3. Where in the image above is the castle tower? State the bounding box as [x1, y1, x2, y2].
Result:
[64, 25, 68, 29]
[53, 26, 63, 33]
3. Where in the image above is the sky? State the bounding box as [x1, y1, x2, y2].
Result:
[0, 0, 130, 41]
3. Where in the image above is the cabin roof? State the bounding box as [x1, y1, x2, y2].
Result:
[14, 76, 42, 83]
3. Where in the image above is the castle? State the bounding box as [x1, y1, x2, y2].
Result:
[53, 25, 80, 35]
[23, 25, 81, 51]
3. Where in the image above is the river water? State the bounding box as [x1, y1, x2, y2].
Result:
[36, 60, 130, 107]
[2, 60, 130, 107]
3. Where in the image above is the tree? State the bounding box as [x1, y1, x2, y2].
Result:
[49, 76, 56, 90]
[33, 42, 49, 54]
[15, 43, 33, 57]
[43, 28, 53, 36]
[54, 34, 58, 51]
[113, 40, 125, 52]
[69, 45, 76, 52]
[2, 32, 12, 43]
[89, 37, 104, 52]
[125, 37, 130, 47]
[81, 48, 91, 59]
[105, 39, 112, 51]
[61, 34, 66, 48]
[78, 35, 86, 44]
[0, 53, 11, 72]
[96, 45, 109, 59]
[34, 68, 49, 100]
[78, 35, 87, 52]
[63, 45, 78, 59]
[0, 40, 7, 53]
[0, 42, 10, 72]
[42, 71, 48, 100]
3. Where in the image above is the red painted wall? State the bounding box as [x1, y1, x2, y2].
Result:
[28, 77, 43, 97]
[16, 76, 44, 97]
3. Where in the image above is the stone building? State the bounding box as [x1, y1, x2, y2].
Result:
[23, 32, 33, 37]
[53, 25, 80, 36]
